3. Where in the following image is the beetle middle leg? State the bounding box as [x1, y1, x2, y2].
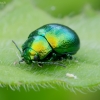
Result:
[45, 52, 60, 61]
[61, 53, 73, 60]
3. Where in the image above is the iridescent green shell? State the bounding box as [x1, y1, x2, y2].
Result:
[28, 24, 80, 54]
[22, 23, 80, 64]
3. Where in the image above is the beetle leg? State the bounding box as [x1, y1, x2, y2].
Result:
[49, 53, 57, 61]
[37, 61, 66, 67]
[37, 63, 43, 67]
[59, 54, 73, 60]
[67, 54, 73, 60]
[32, 61, 43, 67]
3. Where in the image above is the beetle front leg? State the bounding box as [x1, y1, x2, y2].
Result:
[37, 63, 43, 67]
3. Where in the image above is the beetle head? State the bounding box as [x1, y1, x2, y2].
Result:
[21, 48, 39, 64]
[12, 40, 39, 64]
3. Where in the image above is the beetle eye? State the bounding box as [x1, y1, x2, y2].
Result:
[34, 55, 39, 61]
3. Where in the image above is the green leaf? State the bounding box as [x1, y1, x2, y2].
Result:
[0, 0, 100, 91]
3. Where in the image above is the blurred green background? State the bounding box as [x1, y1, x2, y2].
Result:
[33, 0, 100, 18]
[0, 0, 100, 100]
[1, 86, 100, 100]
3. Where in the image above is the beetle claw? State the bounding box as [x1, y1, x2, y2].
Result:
[37, 63, 43, 67]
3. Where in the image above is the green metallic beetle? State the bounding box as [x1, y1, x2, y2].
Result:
[13, 23, 80, 67]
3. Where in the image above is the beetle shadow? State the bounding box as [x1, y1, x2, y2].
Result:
[12, 53, 78, 76]
[13, 60, 68, 75]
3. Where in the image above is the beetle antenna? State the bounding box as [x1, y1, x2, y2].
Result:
[32, 61, 66, 67]
[12, 40, 22, 55]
